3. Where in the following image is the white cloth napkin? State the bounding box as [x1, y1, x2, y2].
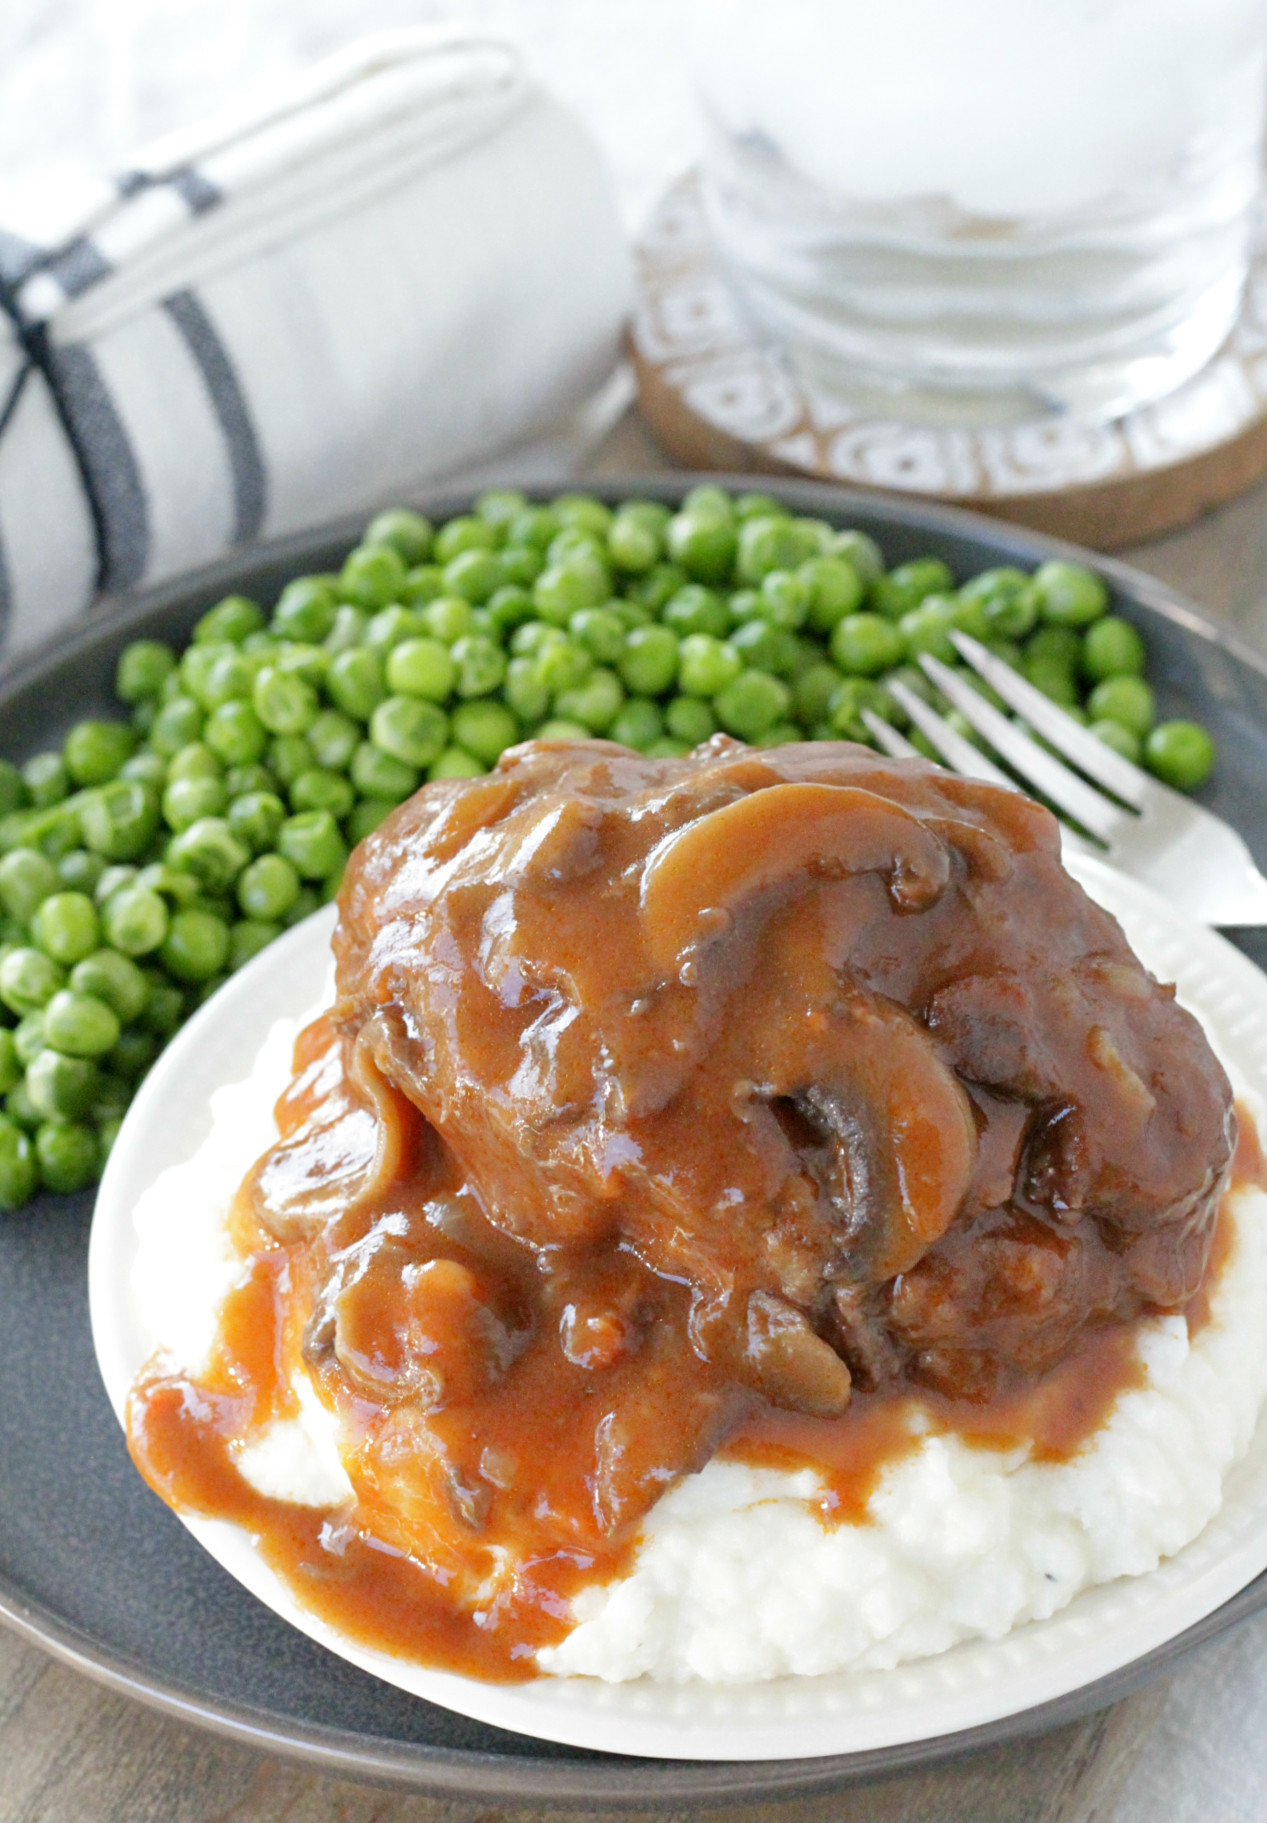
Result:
[0, 28, 631, 657]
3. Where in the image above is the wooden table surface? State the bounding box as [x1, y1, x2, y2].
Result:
[4, 406, 1266, 1823]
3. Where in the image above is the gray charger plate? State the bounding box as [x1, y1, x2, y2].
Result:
[3, 477, 1267, 1808]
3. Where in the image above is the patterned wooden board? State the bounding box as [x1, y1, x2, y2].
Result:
[631, 175, 1267, 551]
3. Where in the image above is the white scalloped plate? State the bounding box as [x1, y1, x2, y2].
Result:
[88, 854, 1267, 1761]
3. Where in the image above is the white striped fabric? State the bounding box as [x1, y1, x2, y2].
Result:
[0, 28, 632, 657]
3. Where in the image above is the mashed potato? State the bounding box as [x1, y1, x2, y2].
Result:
[130, 1001, 1267, 1685]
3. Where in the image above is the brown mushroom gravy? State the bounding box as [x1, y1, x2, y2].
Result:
[127, 737, 1243, 1682]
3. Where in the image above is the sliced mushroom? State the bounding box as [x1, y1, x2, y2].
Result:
[745, 1290, 852, 1416]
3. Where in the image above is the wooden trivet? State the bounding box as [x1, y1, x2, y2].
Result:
[631, 174, 1267, 550]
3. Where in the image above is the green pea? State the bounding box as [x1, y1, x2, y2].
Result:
[94, 866, 138, 907]
[402, 565, 446, 606]
[203, 699, 268, 767]
[898, 596, 959, 663]
[569, 607, 627, 664]
[326, 647, 387, 721]
[957, 568, 1039, 641]
[137, 976, 184, 1036]
[69, 950, 148, 1024]
[346, 798, 397, 845]
[871, 558, 954, 620]
[129, 700, 154, 738]
[290, 769, 355, 818]
[223, 762, 276, 799]
[498, 546, 545, 590]
[194, 594, 264, 645]
[826, 529, 884, 584]
[831, 613, 904, 677]
[116, 639, 177, 704]
[533, 636, 592, 695]
[226, 790, 286, 854]
[0, 848, 59, 922]
[229, 919, 282, 971]
[13, 1015, 45, 1068]
[237, 853, 301, 921]
[133, 864, 198, 906]
[451, 701, 520, 765]
[428, 748, 485, 780]
[297, 710, 354, 774]
[363, 606, 421, 653]
[1024, 659, 1080, 708]
[828, 678, 890, 741]
[678, 634, 743, 699]
[91, 1073, 132, 1123]
[533, 555, 610, 625]
[535, 718, 592, 743]
[755, 721, 803, 749]
[0, 1031, 19, 1097]
[1144, 720, 1216, 791]
[714, 671, 791, 742]
[166, 818, 250, 893]
[165, 742, 221, 784]
[643, 737, 691, 759]
[267, 735, 316, 788]
[552, 494, 612, 539]
[160, 908, 231, 984]
[118, 751, 167, 790]
[0, 758, 26, 817]
[278, 811, 347, 882]
[619, 625, 680, 697]
[420, 596, 476, 645]
[665, 511, 737, 585]
[1089, 719, 1143, 764]
[555, 668, 625, 734]
[451, 635, 507, 699]
[350, 743, 418, 803]
[1034, 560, 1108, 627]
[799, 555, 865, 634]
[434, 516, 496, 564]
[27, 1050, 98, 1122]
[252, 666, 318, 736]
[35, 1120, 99, 1192]
[756, 570, 811, 630]
[736, 516, 820, 584]
[275, 642, 330, 688]
[627, 562, 688, 613]
[108, 1028, 157, 1079]
[1082, 615, 1146, 681]
[163, 775, 228, 831]
[504, 656, 551, 726]
[31, 893, 99, 966]
[443, 549, 508, 605]
[43, 989, 120, 1058]
[149, 694, 204, 756]
[370, 697, 449, 770]
[324, 604, 368, 653]
[728, 620, 801, 679]
[474, 490, 529, 533]
[365, 508, 434, 565]
[506, 506, 561, 551]
[340, 543, 408, 609]
[608, 698, 665, 750]
[792, 662, 844, 728]
[0, 948, 65, 1016]
[384, 637, 455, 702]
[484, 585, 536, 635]
[1087, 675, 1155, 737]
[23, 752, 69, 807]
[272, 577, 339, 643]
[64, 720, 135, 787]
[1026, 625, 1083, 673]
[3, 1082, 41, 1132]
[734, 491, 784, 522]
[607, 512, 663, 574]
[663, 586, 731, 639]
[0, 1122, 37, 1210]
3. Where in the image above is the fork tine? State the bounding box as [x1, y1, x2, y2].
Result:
[949, 632, 1149, 810]
[916, 654, 1125, 842]
[886, 679, 1018, 789]
[860, 708, 920, 759]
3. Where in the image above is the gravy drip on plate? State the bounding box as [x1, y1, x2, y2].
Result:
[127, 738, 1238, 1680]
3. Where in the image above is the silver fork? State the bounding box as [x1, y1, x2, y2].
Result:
[860, 630, 1267, 927]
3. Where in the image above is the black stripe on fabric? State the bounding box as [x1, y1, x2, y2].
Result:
[115, 170, 152, 198]
[170, 167, 222, 216]
[43, 342, 148, 591]
[0, 228, 42, 287]
[163, 289, 266, 545]
[44, 237, 111, 300]
[0, 358, 32, 442]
